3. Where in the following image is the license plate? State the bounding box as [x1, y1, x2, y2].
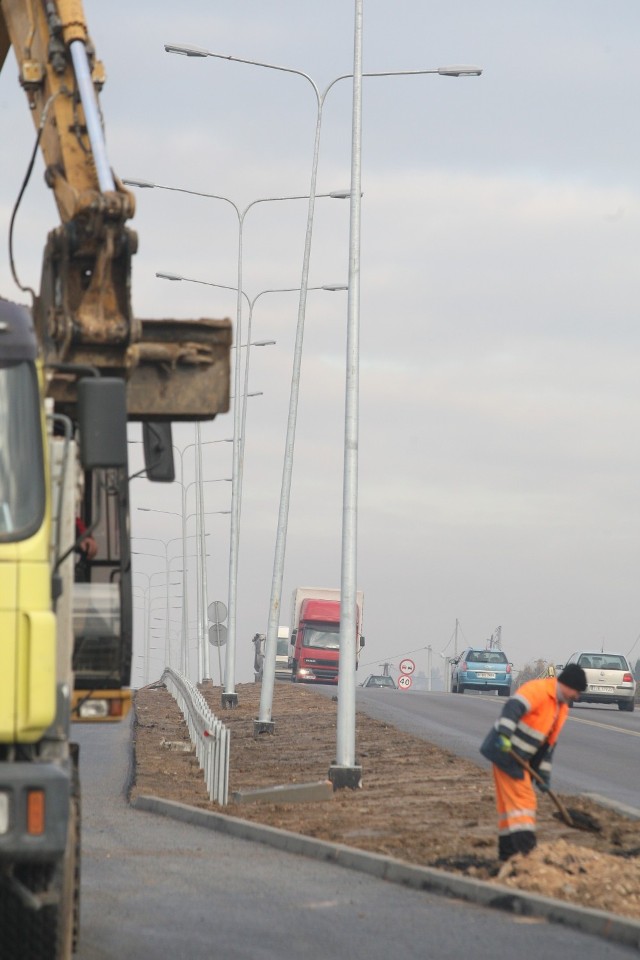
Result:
[477, 672, 495, 679]
[590, 685, 614, 694]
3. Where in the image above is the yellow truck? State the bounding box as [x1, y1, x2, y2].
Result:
[0, 2, 231, 955]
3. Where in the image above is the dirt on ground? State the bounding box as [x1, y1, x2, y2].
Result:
[130, 680, 640, 921]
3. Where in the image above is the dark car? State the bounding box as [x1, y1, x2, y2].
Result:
[361, 674, 397, 689]
[450, 647, 512, 696]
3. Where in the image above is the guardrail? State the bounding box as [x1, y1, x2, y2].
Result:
[161, 668, 230, 805]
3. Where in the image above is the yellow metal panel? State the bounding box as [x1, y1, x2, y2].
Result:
[17, 610, 57, 740]
[0, 609, 17, 740]
[16, 557, 51, 608]
[0, 561, 18, 606]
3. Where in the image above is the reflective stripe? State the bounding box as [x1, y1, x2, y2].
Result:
[511, 734, 538, 755]
[500, 717, 517, 734]
[498, 807, 536, 823]
[498, 823, 538, 836]
[518, 719, 547, 743]
[513, 692, 532, 712]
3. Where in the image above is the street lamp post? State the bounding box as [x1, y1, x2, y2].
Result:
[156, 276, 345, 627]
[332, 0, 364, 787]
[164, 40, 480, 741]
[137, 464, 230, 682]
[131, 536, 182, 666]
[162, 48, 483, 738]
[164, 37, 481, 737]
[126, 178, 349, 708]
[139, 504, 231, 679]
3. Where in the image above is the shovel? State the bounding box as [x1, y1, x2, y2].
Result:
[508, 750, 601, 833]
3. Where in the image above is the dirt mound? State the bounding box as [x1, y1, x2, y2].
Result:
[131, 681, 640, 920]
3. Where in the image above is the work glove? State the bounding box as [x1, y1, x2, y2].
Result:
[534, 778, 550, 793]
[497, 734, 512, 753]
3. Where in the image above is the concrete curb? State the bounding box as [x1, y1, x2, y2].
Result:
[131, 794, 640, 950]
[232, 779, 333, 804]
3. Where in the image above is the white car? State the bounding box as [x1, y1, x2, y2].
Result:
[360, 675, 397, 690]
[562, 651, 636, 712]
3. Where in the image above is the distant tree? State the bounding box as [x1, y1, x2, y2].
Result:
[514, 659, 551, 690]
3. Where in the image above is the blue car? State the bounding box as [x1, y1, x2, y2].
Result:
[450, 647, 512, 696]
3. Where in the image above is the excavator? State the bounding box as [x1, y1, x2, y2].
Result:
[0, 2, 231, 956]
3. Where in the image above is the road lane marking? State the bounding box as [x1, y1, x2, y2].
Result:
[567, 715, 640, 737]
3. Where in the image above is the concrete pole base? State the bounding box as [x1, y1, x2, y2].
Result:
[221, 692, 239, 709]
[328, 764, 363, 790]
[253, 719, 275, 737]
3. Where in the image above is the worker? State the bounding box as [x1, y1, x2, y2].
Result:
[75, 517, 98, 582]
[479, 663, 587, 861]
[252, 633, 265, 682]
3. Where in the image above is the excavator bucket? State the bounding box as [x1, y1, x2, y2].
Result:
[128, 316, 231, 421]
[36, 225, 232, 420]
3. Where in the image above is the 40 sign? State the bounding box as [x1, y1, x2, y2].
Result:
[398, 675, 412, 690]
[399, 658, 415, 676]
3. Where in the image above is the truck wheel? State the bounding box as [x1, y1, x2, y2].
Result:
[0, 833, 77, 960]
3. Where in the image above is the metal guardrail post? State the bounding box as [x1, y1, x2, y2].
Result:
[160, 668, 229, 805]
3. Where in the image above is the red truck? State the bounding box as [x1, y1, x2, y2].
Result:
[289, 587, 365, 684]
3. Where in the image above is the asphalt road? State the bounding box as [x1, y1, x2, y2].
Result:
[72, 714, 639, 959]
[355, 687, 640, 810]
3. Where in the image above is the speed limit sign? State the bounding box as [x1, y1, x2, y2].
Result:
[398, 675, 412, 690]
[399, 658, 415, 676]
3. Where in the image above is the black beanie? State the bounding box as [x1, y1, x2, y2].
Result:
[558, 663, 587, 692]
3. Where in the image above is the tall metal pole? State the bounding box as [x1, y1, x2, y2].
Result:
[146, 49, 481, 710]
[125, 180, 348, 707]
[331, 0, 363, 787]
[147, 60, 480, 734]
[194, 425, 203, 682]
[197, 424, 210, 680]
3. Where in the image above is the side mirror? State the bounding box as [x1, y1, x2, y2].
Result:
[142, 422, 175, 482]
[77, 378, 128, 469]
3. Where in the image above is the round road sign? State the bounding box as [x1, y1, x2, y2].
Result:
[398, 675, 412, 690]
[208, 624, 228, 647]
[208, 600, 227, 624]
[399, 658, 415, 676]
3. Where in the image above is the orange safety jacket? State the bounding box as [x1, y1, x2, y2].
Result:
[480, 677, 568, 784]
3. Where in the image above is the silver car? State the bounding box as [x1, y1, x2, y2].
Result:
[563, 651, 636, 712]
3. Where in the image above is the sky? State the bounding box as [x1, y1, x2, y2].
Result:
[2, 2, 640, 687]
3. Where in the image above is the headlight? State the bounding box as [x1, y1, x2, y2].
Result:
[78, 698, 109, 719]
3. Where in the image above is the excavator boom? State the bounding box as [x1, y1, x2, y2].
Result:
[0, 0, 230, 419]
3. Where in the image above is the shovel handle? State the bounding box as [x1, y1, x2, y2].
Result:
[507, 749, 575, 828]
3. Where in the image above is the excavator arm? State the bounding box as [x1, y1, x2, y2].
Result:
[0, 0, 230, 420]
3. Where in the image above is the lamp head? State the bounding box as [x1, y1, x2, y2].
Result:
[156, 272, 183, 282]
[437, 65, 483, 77]
[123, 178, 155, 188]
[165, 43, 209, 57]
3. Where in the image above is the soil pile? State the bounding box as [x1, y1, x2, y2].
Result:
[131, 680, 640, 920]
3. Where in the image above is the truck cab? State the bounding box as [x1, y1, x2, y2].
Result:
[290, 590, 364, 684]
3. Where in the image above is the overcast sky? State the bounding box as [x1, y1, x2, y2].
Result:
[2, 2, 640, 686]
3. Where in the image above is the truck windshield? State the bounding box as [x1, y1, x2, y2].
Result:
[0, 361, 45, 541]
[303, 623, 340, 650]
